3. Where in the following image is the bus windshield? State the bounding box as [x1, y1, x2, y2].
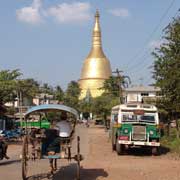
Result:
[122, 114, 156, 123]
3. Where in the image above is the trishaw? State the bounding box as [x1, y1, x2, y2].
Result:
[21, 104, 83, 180]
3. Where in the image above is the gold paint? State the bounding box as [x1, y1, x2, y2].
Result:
[79, 10, 112, 99]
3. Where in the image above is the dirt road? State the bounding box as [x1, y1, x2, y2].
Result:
[0, 125, 180, 180]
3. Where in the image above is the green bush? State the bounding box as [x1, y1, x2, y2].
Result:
[161, 128, 180, 154]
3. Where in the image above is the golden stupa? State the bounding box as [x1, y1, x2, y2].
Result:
[79, 10, 112, 99]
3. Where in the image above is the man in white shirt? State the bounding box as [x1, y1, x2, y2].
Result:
[55, 120, 72, 138]
[55, 111, 72, 138]
[47, 112, 72, 154]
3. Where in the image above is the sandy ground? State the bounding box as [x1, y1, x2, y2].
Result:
[0, 124, 180, 180]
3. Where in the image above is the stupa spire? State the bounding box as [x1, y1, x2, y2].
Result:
[87, 10, 105, 58]
[78, 10, 112, 99]
[92, 10, 102, 47]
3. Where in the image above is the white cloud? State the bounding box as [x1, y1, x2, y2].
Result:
[47, 2, 91, 23]
[16, 0, 43, 24]
[149, 40, 165, 49]
[108, 8, 130, 18]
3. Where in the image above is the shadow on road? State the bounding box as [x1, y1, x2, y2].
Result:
[27, 173, 51, 180]
[0, 159, 21, 166]
[53, 163, 108, 180]
[80, 167, 108, 180]
[26, 163, 108, 180]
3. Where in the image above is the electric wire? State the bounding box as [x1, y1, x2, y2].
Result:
[124, 0, 177, 73]
[125, 3, 179, 86]
[143, 9, 180, 85]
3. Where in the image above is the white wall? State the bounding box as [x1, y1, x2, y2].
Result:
[125, 91, 157, 103]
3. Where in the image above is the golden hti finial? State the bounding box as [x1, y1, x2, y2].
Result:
[92, 9, 101, 47]
[95, 9, 100, 18]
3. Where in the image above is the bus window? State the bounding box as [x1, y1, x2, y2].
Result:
[112, 114, 118, 123]
[139, 115, 155, 123]
[122, 114, 137, 122]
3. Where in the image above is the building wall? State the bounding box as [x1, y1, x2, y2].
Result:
[125, 91, 157, 103]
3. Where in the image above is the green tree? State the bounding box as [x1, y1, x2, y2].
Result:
[91, 94, 119, 127]
[17, 78, 40, 105]
[40, 83, 54, 94]
[64, 81, 81, 109]
[0, 69, 22, 105]
[54, 85, 64, 103]
[102, 76, 119, 97]
[79, 91, 93, 114]
[102, 75, 131, 103]
[153, 15, 180, 137]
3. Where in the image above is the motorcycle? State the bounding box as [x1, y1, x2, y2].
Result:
[0, 129, 24, 142]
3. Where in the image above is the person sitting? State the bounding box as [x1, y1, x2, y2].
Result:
[55, 112, 72, 138]
[47, 112, 72, 155]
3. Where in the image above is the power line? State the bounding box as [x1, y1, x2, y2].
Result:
[139, 8, 180, 86]
[125, 52, 151, 74]
[124, 5, 180, 86]
[124, 0, 177, 72]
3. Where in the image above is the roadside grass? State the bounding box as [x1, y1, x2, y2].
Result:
[160, 128, 180, 154]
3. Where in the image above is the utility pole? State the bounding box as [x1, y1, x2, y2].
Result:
[19, 90, 23, 128]
[112, 68, 124, 104]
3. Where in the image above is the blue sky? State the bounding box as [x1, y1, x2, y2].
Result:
[0, 0, 179, 89]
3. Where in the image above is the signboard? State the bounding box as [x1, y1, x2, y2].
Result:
[133, 110, 144, 115]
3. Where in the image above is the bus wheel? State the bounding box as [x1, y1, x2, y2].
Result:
[152, 147, 159, 156]
[116, 140, 124, 155]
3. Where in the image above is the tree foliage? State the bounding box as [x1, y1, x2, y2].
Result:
[64, 81, 81, 108]
[54, 85, 64, 103]
[0, 69, 40, 108]
[40, 83, 54, 94]
[91, 94, 119, 118]
[153, 15, 180, 112]
[102, 76, 120, 96]
[0, 69, 22, 104]
[17, 79, 40, 98]
[102, 75, 131, 103]
[16, 79, 40, 106]
[153, 15, 180, 137]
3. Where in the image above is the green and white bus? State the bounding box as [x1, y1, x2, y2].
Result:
[110, 103, 160, 155]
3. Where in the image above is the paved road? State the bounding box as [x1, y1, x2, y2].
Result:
[1, 124, 180, 180]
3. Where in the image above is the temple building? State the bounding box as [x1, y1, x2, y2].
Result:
[79, 10, 112, 99]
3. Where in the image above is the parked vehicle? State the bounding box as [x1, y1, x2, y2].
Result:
[94, 118, 104, 125]
[110, 103, 160, 155]
[1, 129, 24, 141]
[0, 116, 22, 141]
[15, 118, 50, 129]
